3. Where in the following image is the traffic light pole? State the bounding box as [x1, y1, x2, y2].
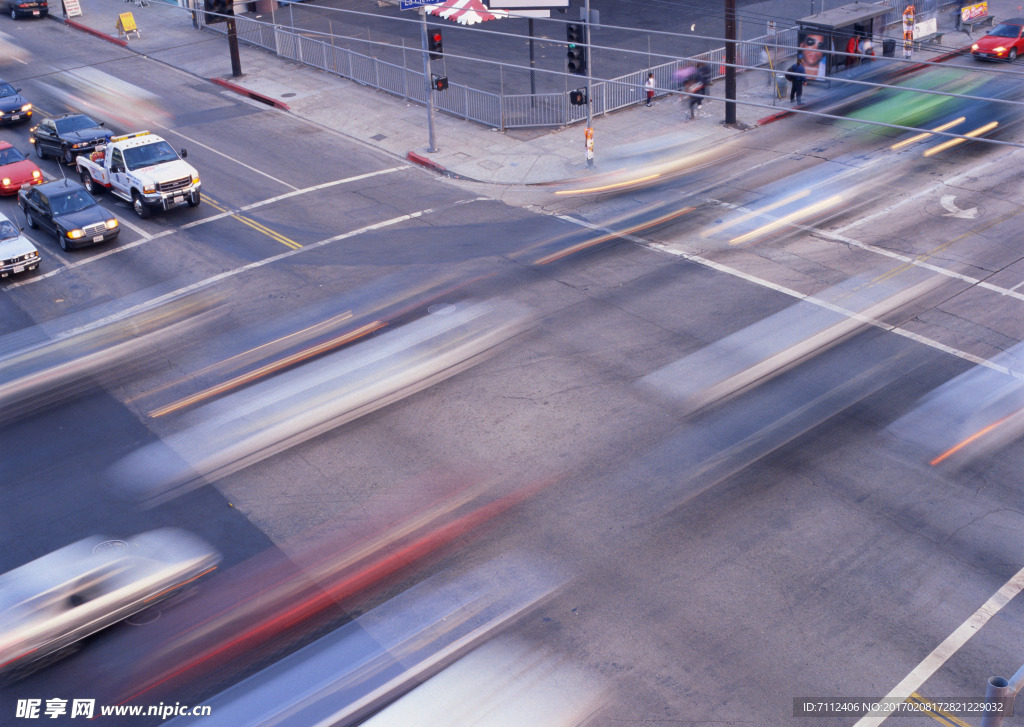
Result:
[420, 10, 438, 153]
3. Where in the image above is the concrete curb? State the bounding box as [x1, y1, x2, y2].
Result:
[62, 17, 128, 47]
[209, 78, 291, 111]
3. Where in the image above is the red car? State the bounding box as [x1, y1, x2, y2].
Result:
[971, 18, 1024, 61]
[0, 141, 42, 195]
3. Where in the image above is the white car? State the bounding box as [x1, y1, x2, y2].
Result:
[0, 528, 221, 679]
[0, 211, 38, 277]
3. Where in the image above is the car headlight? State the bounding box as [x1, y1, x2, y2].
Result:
[19, 103, 30, 113]
[73, 142, 87, 149]
[972, 43, 979, 51]
[995, 46, 1006, 53]
[105, 219, 118, 230]
[192, 176, 200, 185]
[67, 229, 85, 240]
[142, 183, 155, 193]
[1, 178, 9, 186]
[31, 170, 40, 179]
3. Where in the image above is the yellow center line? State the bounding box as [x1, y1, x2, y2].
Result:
[907, 693, 974, 727]
[204, 196, 302, 249]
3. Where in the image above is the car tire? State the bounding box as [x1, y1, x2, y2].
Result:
[1010, 48, 1018, 62]
[187, 190, 201, 207]
[22, 205, 36, 229]
[132, 190, 151, 219]
[34, 141, 45, 159]
[62, 146, 74, 165]
[59, 232, 70, 251]
[9, 8, 16, 19]
[79, 168, 99, 196]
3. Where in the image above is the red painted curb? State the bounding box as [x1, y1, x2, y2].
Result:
[756, 109, 794, 126]
[210, 78, 291, 111]
[63, 18, 128, 47]
[406, 151, 446, 173]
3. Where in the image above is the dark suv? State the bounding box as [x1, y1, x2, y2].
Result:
[8, 0, 46, 19]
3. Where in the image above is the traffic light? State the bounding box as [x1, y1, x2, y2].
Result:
[569, 88, 587, 106]
[566, 23, 586, 75]
[203, 0, 233, 24]
[428, 28, 444, 60]
[433, 74, 449, 92]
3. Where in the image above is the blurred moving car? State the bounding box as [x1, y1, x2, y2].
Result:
[0, 30, 31, 64]
[0, 141, 42, 195]
[18, 178, 119, 250]
[0, 528, 220, 679]
[0, 80, 30, 124]
[0, 286, 222, 420]
[0, 211, 39, 278]
[30, 113, 112, 165]
[972, 18, 1024, 61]
[7, 0, 46, 19]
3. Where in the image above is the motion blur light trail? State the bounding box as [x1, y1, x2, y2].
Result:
[108, 300, 530, 506]
[640, 271, 943, 416]
[108, 474, 556, 709]
[0, 287, 222, 422]
[888, 341, 1024, 468]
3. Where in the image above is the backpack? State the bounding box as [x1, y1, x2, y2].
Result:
[785, 64, 799, 83]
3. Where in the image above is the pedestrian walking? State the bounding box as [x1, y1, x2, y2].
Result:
[685, 75, 704, 119]
[645, 73, 655, 107]
[785, 56, 805, 104]
[697, 64, 711, 106]
[859, 34, 875, 62]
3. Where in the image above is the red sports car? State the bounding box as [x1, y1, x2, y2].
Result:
[0, 141, 42, 195]
[972, 18, 1024, 61]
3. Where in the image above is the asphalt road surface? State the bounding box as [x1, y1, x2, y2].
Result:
[3, 13, 1024, 727]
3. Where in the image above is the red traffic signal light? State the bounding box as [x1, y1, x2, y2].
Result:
[569, 89, 587, 106]
[428, 28, 444, 60]
[433, 75, 449, 92]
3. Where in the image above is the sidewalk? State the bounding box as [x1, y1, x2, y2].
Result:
[51, 0, 993, 187]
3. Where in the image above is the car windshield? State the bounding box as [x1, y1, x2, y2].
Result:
[123, 141, 178, 170]
[55, 116, 100, 134]
[0, 147, 26, 165]
[0, 83, 17, 98]
[0, 220, 19, 240]
[989, 24, 1023, 37]
[50, 189, 95, 215]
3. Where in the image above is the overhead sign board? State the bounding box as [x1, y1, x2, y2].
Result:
[489, 0, 567, 6]
[400, 0, 443, 9]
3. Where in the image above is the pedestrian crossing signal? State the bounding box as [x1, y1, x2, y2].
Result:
[203, 0, 233, 24]
[569, 88, 587, 106]
[433, 74, 449, 92]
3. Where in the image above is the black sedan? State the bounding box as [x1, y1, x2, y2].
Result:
[0, 82, 30, 125]
[8, 0, 46, 18]
[18, 179, 119, 251]
[31, 113, 111, 165]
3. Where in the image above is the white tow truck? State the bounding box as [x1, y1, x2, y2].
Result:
[75, 130, 200, 219]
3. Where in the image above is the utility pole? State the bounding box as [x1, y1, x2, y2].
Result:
[419, 9, 438, 153]
[584, 0, 593, 167]
[724, 0, 736, 124]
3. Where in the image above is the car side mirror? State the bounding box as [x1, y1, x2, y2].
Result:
[180, 149, 187, 159]
[111, 164, 124, 174]
[99, 121, 105, 126]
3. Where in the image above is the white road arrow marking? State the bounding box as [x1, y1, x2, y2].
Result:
[940, 195, 978, 218]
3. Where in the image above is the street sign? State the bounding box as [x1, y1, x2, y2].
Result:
[400, 0, 443, 9]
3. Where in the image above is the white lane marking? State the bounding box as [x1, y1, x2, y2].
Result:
[113, 214, 152, 239]
[833, 150, 1014, 235]
[236, 166, 406, 212]
[156, 127, 301, 191]
[705, 197, 1024, 304]
[1010, 280, 1024, 292]
[940, 194, 978, 218]
[6, 168, 410, 287]
[852, 565, 1024, 727]
[554, 213, 1013, 378]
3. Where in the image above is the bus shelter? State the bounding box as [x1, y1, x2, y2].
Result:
[796, 1, 891, 80]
